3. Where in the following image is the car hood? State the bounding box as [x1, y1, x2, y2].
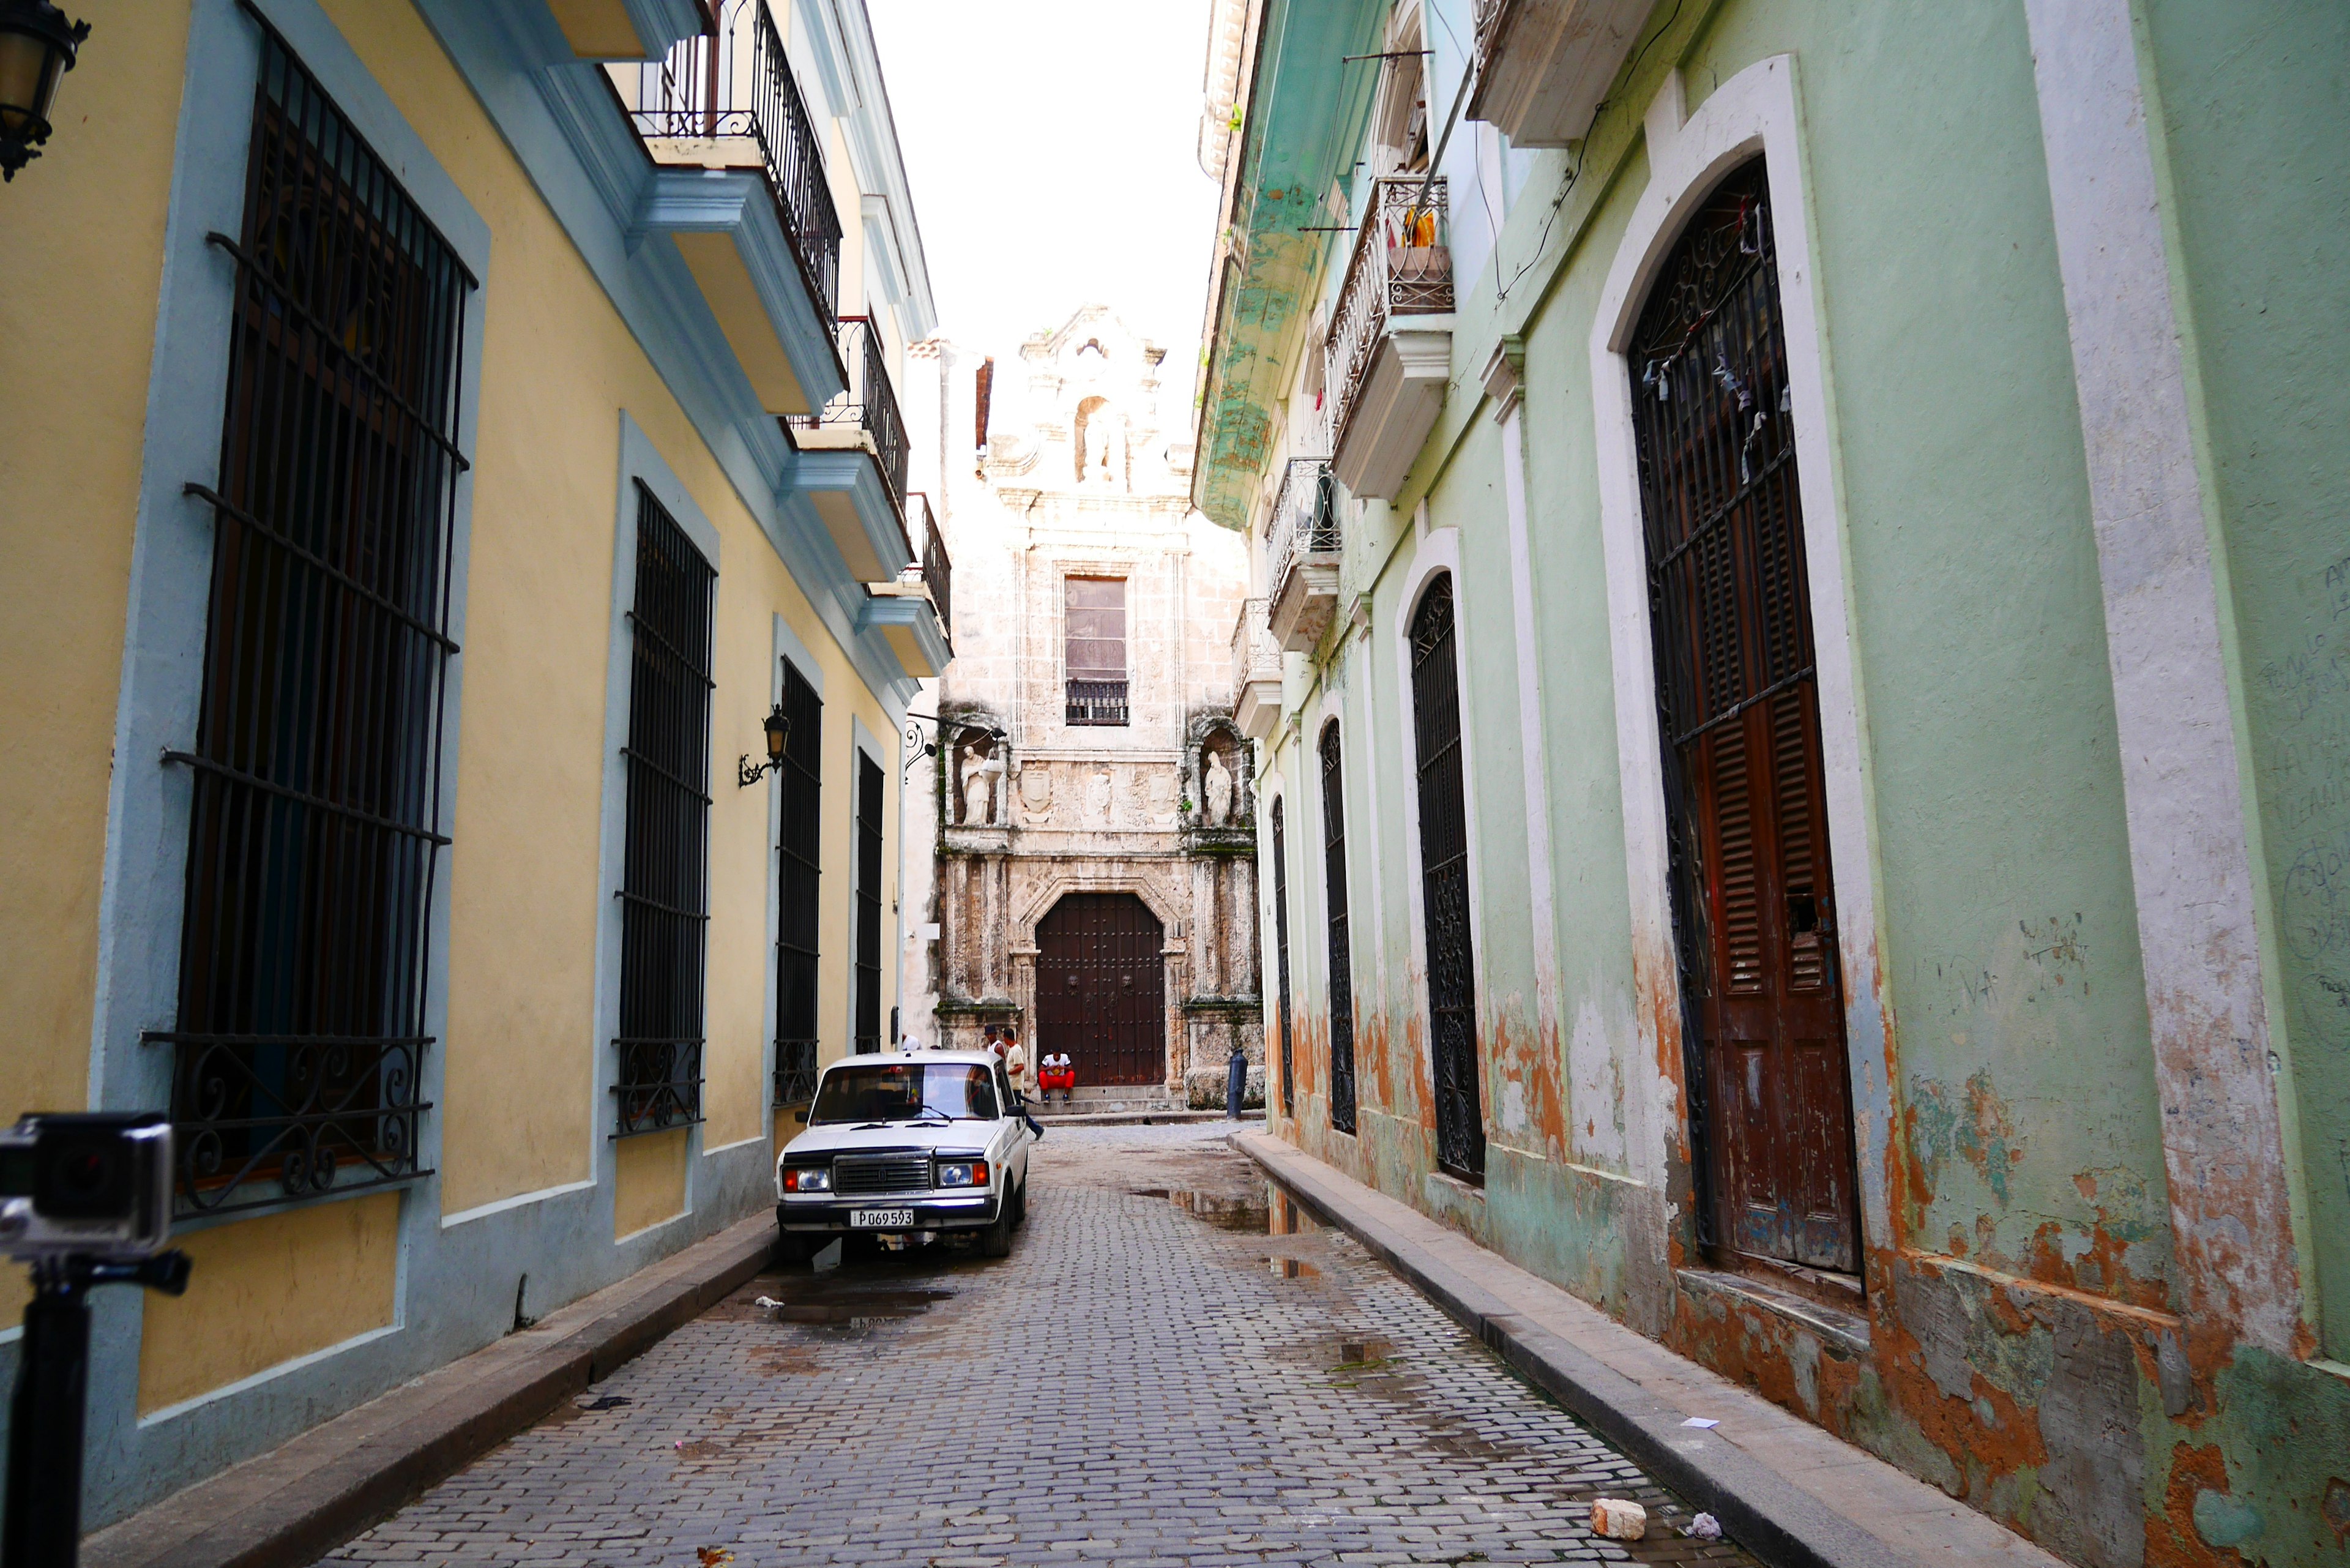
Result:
[780, 1121, 1001, 1160]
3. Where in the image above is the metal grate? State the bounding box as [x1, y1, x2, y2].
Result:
[785, 316, 911, 510]
[1272, 799, 1294, 1118]
[910, 491, 952, 649]
[853, 752, 884, 1054]
[614, 485, 715, 1136]
[1411, 575, 1483, 1180]
[1320, 722, 1357, 1135]
[774, 658, 822, 1104]
[834, 1154, 931, 1197]
[1327, 177, 1453, 457]
[1267, 457, 1340, 612]
[153, 18, 472, 1215]
[1065, 678, 1130, 726]
[620, 0, 841, 321]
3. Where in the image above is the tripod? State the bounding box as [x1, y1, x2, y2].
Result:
[3, 1252, 190, 1568]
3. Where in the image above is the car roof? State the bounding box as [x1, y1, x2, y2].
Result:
[821, 1048, 1000, 1070]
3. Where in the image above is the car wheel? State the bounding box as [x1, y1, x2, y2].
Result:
[979, 1201, 1014, 1258]
[1011, 1178, 1028, 1230]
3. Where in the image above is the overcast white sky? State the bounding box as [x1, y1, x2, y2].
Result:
[867, 1, 1220, 406]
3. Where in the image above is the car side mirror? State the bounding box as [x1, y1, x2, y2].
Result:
[793, 1110, 808, 1125]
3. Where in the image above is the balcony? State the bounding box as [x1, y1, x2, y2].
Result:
[1327, 178, 1455, 501]
[1467, 0, 1652, 148]
[788, 316, 917, 582]
[1266, 458, 1341, 653]
[622, 1, 842, 318]
[1067, 679, 1130, 727]
[858, 490, 955, 678]
[1231, 597, 1282, 743]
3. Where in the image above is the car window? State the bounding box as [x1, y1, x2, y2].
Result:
[809, 1062, 999, 1124]
[995, 1066, 1014, 1109]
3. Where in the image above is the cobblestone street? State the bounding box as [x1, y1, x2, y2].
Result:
[321, 1126, 1753, 1568]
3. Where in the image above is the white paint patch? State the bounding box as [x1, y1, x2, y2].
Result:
[1569, 993, 1628, 1169]
[1501, 1078, 1530, 1135]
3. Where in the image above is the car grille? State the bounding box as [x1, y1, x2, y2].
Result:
[833, 1155, 932, 1197]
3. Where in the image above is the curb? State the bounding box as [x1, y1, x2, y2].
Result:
[83, 1215, 777, 1568]
[1231, 1132, 1914, 1568]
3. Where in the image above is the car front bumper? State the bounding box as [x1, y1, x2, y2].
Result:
[775, 1192, 1001, 1233]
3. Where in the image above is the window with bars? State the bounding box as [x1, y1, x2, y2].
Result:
[1065, 576, 1128, 726]
[154, 21, 473, 1215]
[853, 753, 884, 1054]
[772, 660, 822, 1105]
[1320, 722, 1357, 1135]
[614, 485, 715, 1135]
[1411, 575, 1483, 1181]
[1272, 798, 1294, 1118]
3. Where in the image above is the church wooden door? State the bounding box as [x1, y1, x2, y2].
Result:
[1628, 159, 1860, 1275]
[1036, 894, 1165, 1087]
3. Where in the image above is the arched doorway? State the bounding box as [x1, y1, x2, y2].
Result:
[1035, 894, 1165, 1086]
[1628, 157, 1859, 1274]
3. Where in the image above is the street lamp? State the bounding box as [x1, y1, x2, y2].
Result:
[0, 1, 91, 182]
[737, 703, 791, 787]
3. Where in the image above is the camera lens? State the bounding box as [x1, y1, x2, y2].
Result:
[35, 1127, 135, 1221]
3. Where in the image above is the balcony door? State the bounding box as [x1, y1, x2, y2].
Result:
[1628, 159, 1859, 1275]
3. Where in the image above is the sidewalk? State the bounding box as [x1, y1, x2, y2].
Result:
[1232, 1130, 2064, 1568]
[81, 1214, 777, 1568]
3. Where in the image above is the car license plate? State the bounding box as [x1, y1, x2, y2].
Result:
[849, 1208, 916, 1230]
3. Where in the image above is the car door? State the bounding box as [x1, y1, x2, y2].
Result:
[994, 1062, 1026, 1183]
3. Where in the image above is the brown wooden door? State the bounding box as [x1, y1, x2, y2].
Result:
[1629, 160, 1859, 1274]
[1036, 894, 1165, 1086]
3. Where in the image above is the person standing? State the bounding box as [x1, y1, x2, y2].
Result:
[1001, 1025, 1044, 1140]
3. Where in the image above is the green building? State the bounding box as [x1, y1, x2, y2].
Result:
[1195, 2, 2350, 1562]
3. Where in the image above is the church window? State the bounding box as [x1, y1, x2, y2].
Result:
[1065, 576, 1129, 726]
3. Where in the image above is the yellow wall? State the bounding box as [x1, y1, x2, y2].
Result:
[0, 0, 195, 1335]
[137, 1193, 400, 1415]
[613, 1126, 687, 1238]
[308, 0, 904, 1211]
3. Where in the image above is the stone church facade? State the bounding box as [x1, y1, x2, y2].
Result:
[897, 308, 1263, 1106]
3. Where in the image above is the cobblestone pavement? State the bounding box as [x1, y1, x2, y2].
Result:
[323, 1125, 1758, 1568]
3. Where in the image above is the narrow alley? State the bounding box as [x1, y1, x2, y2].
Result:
[323, 1127, 1748, 1568]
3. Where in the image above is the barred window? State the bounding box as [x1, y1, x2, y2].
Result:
[157, 21, 473, 1215]
[614, 486, 715, 1135]
[774, 660, 822, 1104]
[1065, 576, 1128, 726]
[853, 753, 885, 1053]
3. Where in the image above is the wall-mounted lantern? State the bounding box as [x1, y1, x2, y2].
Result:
[0, 1, 91, 182]
[736, 703, 791, 788]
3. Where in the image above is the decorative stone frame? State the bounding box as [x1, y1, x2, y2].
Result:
[1009, 870, 1192, 1094]
[1586, 59, 1891, 1252]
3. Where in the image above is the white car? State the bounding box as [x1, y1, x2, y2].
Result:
[774, 1048, 1035, 1260]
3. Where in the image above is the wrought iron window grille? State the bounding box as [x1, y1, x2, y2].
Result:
[151, 16, 471, 1217]
[1272, 799, 1295, 1118]
[1065, 678, 1130, 727]
[1411, 575, 1485, 1181]
[618, 0, 842, 323]
[774, 659, 822, 1105]
[614, 483, 716, 1137]
[1320, 723, 1358, 1135]
[852, 753, 884, 1055]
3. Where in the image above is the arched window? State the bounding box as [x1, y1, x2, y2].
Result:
[1270, 797, 1294, 1118]
[1320, 721, 1357, 1135]
[1629, 158, 1857, 1274]
[1410, 574, 1482, 1179]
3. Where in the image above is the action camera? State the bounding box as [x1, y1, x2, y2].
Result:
[0, 1113, 173, 1263]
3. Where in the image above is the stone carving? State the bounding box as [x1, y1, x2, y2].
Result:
[1083, 405, 1125, 488]
[1204, 748, 1234, 824]
[1019, 763, 1054, 822]
[1086, 771, 1113, 826]
[959, 737, 1004, 826]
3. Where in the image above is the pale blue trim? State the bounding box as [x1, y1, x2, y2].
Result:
[776, 608, 824, 696]
[622, 0, 704, 58]
[786, 446, 916, 584]
[857, 593, 953, 676]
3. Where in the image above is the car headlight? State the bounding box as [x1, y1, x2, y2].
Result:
[782, 1166, 831, 1193]
[935, 1159, 990, 1189]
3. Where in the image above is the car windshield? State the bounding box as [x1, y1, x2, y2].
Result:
[809, 1062, 1000, 1124]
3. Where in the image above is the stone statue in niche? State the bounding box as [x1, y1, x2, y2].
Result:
[960, 738, 1004, 826]
[1204, 747, 1234, 824]
[1083, 406, 1125, 488]
[1086, 771, 1113, 826]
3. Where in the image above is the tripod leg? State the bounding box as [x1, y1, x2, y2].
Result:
[3, 1282, 90, 1568]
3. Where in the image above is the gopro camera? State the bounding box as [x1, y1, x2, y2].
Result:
[0, 1113, 173, 1263]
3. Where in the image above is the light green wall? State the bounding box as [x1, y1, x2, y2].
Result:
[2139, 0, 2350, 1361]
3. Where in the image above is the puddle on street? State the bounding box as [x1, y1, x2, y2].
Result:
[1136, 1180, 1327, 1238]
[1267, 1256, 1321, 1280]
[707, 1266, 957, 1330]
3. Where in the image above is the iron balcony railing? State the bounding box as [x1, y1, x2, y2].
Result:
[1066, 678, 1129, 726]
[788, 316, 911, 505]
[1472, 0, 1514, 70]
[1231, 594, 1279, 694]
[1266, 457, 1340, 608]
[620, 0, 842, 322]
[908, 490, 953, 646]
[1326, 177, 1453, 455]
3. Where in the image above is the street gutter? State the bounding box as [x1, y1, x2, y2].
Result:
[1230, 1130, 2063, 1568]
[81, 1215, 777, 1568]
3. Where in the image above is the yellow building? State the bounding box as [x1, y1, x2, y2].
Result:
[0, 0, 949, 1525]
